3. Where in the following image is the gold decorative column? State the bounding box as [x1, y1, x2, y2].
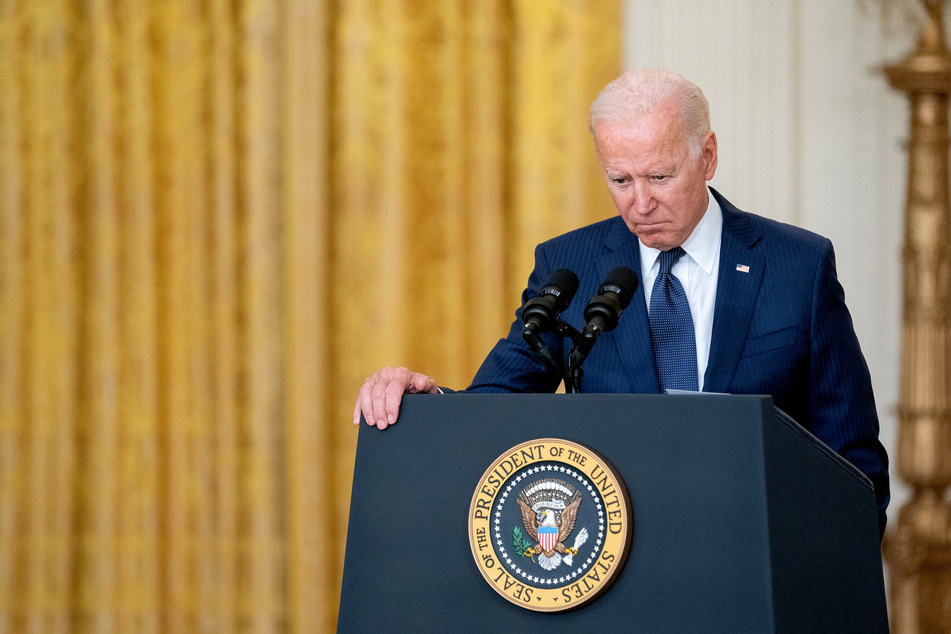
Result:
[883, 1, 951, 630]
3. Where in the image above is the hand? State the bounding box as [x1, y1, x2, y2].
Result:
[352, 366, 439, 430]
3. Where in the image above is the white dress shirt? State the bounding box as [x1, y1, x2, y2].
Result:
[639, 190, 722, 391]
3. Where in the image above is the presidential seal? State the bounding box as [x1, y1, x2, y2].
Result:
[468, 438, 632, 612]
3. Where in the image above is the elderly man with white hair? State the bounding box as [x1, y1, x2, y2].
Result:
[353, 69, 890, 537]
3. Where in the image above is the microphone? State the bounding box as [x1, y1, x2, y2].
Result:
[581, 266, 639, 335]
[521, 269, 579, 375]
[521, 269, 580, 337]
[567, 267, 639, 393]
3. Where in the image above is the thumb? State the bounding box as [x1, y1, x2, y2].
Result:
[409, 373, 438, 394]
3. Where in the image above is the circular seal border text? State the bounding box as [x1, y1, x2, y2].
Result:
[468, 438, 632, 612]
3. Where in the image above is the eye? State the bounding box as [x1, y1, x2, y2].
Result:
[611, 177, 628, 185]
[651, 174, 669, 182]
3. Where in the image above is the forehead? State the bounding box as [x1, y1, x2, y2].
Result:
[594, 106, 690, 165]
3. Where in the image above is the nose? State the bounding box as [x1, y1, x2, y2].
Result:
[631, 181, 656, 215]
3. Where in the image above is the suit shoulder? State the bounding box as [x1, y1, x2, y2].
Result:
[536, 216, 625, 251]
[714, 188, 832, 255]
[754, 213, 828, 245]
[730, 208, 832, 256]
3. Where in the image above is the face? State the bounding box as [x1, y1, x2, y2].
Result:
[594, 104, 718, 251]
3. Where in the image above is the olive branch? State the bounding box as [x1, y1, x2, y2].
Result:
[512, 526, 535, 557]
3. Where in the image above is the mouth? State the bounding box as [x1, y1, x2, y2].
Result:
[627, 221, 678, 249]
[631, 221, 668, 233]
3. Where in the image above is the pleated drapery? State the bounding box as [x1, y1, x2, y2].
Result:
[0, 1, 620, 630]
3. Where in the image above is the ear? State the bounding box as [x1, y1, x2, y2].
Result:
[702, 131, 718, 181]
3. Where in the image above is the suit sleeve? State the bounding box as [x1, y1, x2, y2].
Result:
[467, 243, 566, 393]
[808, 239, 890, 536]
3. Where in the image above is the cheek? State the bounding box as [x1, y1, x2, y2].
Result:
[658, 188, 694, 215]
[608, 189, 632, 211]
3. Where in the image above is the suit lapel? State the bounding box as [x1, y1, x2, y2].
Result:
[600, 219, 661, 393]
[703, 190, 764, 393]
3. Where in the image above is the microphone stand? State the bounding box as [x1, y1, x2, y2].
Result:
[566, 325, 598, 394]
[522, 329, 561, 375]
[522, 320, 582, 392]
[556, 321, 582, 393]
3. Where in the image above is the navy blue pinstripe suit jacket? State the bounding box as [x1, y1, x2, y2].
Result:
[468, 188, 889, 534]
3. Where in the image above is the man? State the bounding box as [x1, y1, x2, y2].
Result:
[352, 69, 889, 534]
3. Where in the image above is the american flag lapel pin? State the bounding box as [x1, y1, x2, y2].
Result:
[736, 264, 750, 273]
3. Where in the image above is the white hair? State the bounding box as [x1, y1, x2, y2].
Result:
[589, 69, 711, 157]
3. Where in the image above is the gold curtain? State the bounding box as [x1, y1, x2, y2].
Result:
[0, 0, 620, 630]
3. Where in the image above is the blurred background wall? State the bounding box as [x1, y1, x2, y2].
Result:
[0, 1, 620, 631]
[622, 0, 912, 529]
[0, 0, 926, 631]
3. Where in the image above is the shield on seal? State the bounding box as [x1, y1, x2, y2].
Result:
[538, 525, 558, 552]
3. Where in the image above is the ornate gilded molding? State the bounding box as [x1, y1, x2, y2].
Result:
[882, 1, 951, 630]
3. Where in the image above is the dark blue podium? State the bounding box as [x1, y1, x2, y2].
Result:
[338, 394, 887, 632]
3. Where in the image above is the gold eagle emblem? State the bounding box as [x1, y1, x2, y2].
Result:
[515, 478, 588, 571]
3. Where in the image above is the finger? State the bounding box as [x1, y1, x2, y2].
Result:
[407, 373, 438, 394]
[383, 378, 407, 427]
[421, 374, 438, 393]
[359, 378, 381, 428]
[369, 374, 392, 429]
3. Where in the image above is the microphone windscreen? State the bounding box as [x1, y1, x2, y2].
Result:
[599, 267, 638, 309]
[543, 268, 580, 310]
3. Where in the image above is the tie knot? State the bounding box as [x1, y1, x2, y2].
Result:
[658, 247, 685, 275]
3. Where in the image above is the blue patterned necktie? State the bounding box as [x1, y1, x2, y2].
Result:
[649, 247, 699, 392]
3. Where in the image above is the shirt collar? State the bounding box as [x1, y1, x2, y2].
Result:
[638, 189, 723, 274]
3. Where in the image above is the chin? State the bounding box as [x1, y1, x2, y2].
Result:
[637, 235, 675, 251]
[631, 224, 676, 249]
